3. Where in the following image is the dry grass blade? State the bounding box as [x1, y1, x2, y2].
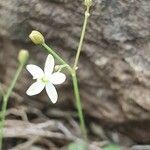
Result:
[4, 120, 77, 141]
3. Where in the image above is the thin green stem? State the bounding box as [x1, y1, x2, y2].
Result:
[0, 63, 24, 149]
[71, 6, 91, 141]
[42, 43, 67, 65]
[42, 43, 72, 73]
[72, 71, 87, 140]
[73, 6, 90, 70]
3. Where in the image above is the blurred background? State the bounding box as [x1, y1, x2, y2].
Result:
[0, 0, 150, 149]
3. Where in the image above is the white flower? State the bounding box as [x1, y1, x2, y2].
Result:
[26, 54, 66, 103]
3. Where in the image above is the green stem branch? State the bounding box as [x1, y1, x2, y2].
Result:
[42, 43, 68, 65]
[0, 63, 24, 149]
[73, 6, 90, 70]
[72, 6, 90, 140]
[42, 43, 72, 73]
[72, 71, 87, 140]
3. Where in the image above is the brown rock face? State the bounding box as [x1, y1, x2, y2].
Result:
[0, 0, 150, 143]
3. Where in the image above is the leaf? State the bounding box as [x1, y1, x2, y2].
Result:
[67, 140, 87, 150]
[103, 144, 122, 150]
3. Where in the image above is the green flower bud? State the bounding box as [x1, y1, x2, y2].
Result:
[18, 49, 29, 64]
[84, 0, 92, 7]
[29, 30, 45, 45]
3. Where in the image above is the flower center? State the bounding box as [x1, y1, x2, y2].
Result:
[41, 76, 49, 83]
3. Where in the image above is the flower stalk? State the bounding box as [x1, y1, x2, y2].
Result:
[73, 5, 90, 70]
[71, 71, 87, 140]
[0, 50, 29, 149]
[42, 43, 72, 73]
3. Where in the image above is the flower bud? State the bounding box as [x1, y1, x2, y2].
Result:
[84, 0, 92, 7]
[55, 65, 61, 71]
[29, 30, 45, 45]
[18, 49, 29, 64]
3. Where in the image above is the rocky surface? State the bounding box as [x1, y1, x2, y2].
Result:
[0, 0, 150, 143]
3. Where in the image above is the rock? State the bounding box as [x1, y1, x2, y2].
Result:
[0, 0, 150, 143]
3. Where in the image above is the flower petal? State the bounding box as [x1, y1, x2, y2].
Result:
[26, 65, 44, 79]
[49, 72, 66, 85]
[45, 82, 58, 103]
[26, 81, 45, 96]
[44, 54, 54, 76]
